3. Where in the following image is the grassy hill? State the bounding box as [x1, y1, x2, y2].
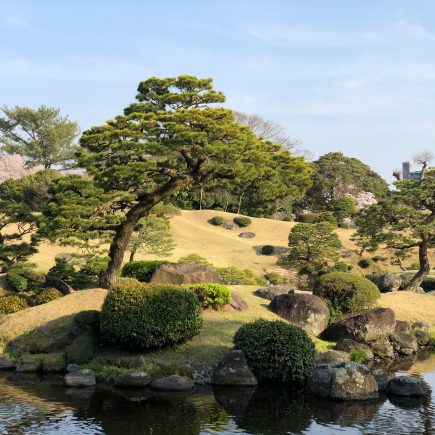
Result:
[26, 209, 433, 278]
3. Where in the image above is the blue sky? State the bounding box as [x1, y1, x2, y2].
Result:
[1, 0, 435, 180]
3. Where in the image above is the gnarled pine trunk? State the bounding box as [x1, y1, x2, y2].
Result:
[99, 176, 191, 288]
[403, 236, 430, 291]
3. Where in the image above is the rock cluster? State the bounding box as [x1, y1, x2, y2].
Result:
[151, 263, 221, 284]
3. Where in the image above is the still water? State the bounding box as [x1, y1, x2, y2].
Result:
[0, 354, 434, 435]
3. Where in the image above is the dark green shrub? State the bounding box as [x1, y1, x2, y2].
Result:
[0, 294, 29, 314]
[217, 266, 264, 285]
[316, 211, 337, 226]
[338, 223, 350, 229]
[74, 310, 101, 329]
[233, 319, 316, 383]
[421, 278, 435, 292]
[120, 260, 166, 282]
[210, 216, 225, 226]
[264, 272, 284, 285]
[6, 272, 28, 292]
[100, 278, 203, 349]
[233, 216, 252, 227]
[33, 288, 63, 305]
[261, 245, 275, 255]
[313, 272, 380, 319]
[185, 283, 231, 309]
[332, 262, 352, 272]
[298, 213, 319, 223]
[358, 258, 374, 269]
[178, 253, 212, 266]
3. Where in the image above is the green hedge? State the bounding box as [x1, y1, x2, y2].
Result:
[234, 319, 316, 383]
[185, 283, 231, 309]
[0, 295, 29, 314]
[233, 216, 252, 227]
[210, 216, 225, 226]
[120, 260, 166, 282]
[100, 278, 203, 349]
[313, 272, 380, 319]
[6, 272, 28, 292]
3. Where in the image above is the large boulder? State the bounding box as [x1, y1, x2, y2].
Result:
[269, 293, 330, 336]
[230, 294, 248, 312]
[316, 350, 350, 365]
[151, 263, 221, 285]
[322, 308, 396, 343]
[309, 361, 378, 401]
[371, 368, 389, 392]
[65, 329, 99, 364]
[415, 330, 430, 346]
[254, 286, 294, 301]
[389, 331, 418, 356]
[335, 339, 374, 360]
[211, 350, 257, 386]
[115, 371, 151, 388]
[376, 273, 402, 292]
[64, 369, 96, 387]
[387, 376, 426, 397]
[369, 338, 394, 359]
[150, 375, 195, 392]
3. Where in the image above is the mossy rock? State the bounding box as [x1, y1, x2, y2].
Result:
[65, 329, 99, 364]
[38, 352, 67, 372]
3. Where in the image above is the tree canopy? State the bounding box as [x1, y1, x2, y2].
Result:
[41, 75, 312, 287]
[0, 105, 79, 169]
[353, 169, 434, 290]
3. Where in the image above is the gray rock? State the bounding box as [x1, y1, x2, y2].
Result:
[322, 308, 396, 343]
[316, 350, 350, 365]
[64, 369, 96, 387]
[115, 371, 151, 388]
[309, 361, 378, 401]
[254, 286, 294, 300]
[389, 332, 418, 355]
[377, 273, 402, 292]
[369, 338, 394, 359]
[412, 321, 431, 331]
[371, 368, 389, 392]
[65, 329, 98, 364]
[395, 320, 411, 334]
[415, 330, 430, 346]
[387, 376, 425, 397]
[239, 232, 256, 239]
[335, 339, 374, 360]
[0, 357, 15, 370]
[230, 294, 248, 311]
[223, 222, 239, 231]
[150, 375, 195, 392]
[269, 293, 330, 336]
[151, 263, 221, 285]
[66, 363, 81, 373]
[16, 357, 42, 373]
[211, 350, 257, 386]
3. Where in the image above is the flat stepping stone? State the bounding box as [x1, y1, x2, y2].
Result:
[115, 371, 151, 388]
[64, 369, 96, 387]
[150, 375, 194, 392]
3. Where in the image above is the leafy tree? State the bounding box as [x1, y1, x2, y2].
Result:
[0, 105, 79, 168]
[42, 75, 313, 287]
[287, 222, 342, 274]
[353, 170, 434, 291]
[302, 152, 388, 211]
[327, 196, 356, 225]
[128, 215, 176, 262]
[0, 170, 59, 271]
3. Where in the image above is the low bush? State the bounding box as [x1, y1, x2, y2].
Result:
[185, 283, 231, 309]
[421, 278, 435, 292]
[313, 272, 380, 319]
[120, 260, 166, 282]
[210, 216, 225, 226]
[233, 216, 252, 227]
[33, 288, 63, 305]
[6, 272, 28, 292]
[178, 253, 212, 266]
[408, 262, 420, 271]
[233, 319, 316, 383]
[332, 262, 352, 272]
[264, 272, 284, 285]
[100, 278, 203, 349]
[261, 245, 275, 255]
[358, 258, 374, 269]
[217, 266, 264, 285]
[0, 294, 29, 314]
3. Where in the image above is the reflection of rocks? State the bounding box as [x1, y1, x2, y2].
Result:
[213, 386, 256, 417]
[150, 375, 195, 392]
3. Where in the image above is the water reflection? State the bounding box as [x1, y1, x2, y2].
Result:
[0, 353, 434, 434]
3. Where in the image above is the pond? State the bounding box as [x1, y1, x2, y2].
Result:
[0, 352, 434, 434]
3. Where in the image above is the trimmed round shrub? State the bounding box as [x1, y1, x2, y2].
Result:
[33, 288, 63, 305]
[210, 216, 225, 226]
[186, 283, 231, 309]
[313, 272, 380, 319]
[261, 245, 275, 256]
[358, 258, 374, 269]
[233, 319, 316, 383]
[6, 272, 28, 292]
[120, 260, 166, 282]
[233, 216, 252, 227]
[0, 295, 29, 314]
[100, 278, 203, 349]
[264, 272, 284, 285]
